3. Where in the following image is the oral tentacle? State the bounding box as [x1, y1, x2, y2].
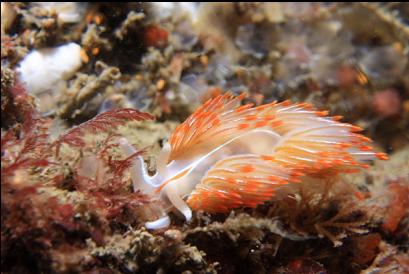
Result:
[119, 137, 158, 194]
[157, 142, 171, 179]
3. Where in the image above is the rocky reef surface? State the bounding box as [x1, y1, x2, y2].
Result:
[1, 3, 408, 273]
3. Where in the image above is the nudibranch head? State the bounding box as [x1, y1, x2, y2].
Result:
[121, 92, 388, 229]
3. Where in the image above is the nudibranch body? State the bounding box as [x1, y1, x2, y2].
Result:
[120, 93, 387, 229]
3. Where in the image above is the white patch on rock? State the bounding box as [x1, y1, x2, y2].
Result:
[151, 2, 199, 23]
[17, 43, 83, 112]
[32, 2, 87, 24]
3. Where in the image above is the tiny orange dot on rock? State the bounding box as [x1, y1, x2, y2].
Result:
[86, 13, 93, 23]
[393, 42, 403, 53]
[95, 15, 103, 25]
[80, 49, 89, 63]
[92, 47, 100, 55]
[156, 79, 166, 91]
[200, 55, 209, 66]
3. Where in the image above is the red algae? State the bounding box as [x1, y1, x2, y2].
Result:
[1, 83, 159, 272]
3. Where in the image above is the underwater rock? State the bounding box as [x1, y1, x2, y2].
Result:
[59, 61, 121, 119]
[171, 20, 199, 51]
[359, 45, 407, 82]
[150, 2, 200, 22]
[361, 242, 409, 274]
[1, 2, 17, 33]
[235, 24, 270, 59]
[30, 3, 87, 24]
[90, 228, 217, 273]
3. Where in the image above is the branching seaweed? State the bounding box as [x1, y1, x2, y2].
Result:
[1, 81, 52, 180]
[267, 178, 369, 247]
[53, 108, 154, 156]
[1, 82, 158, 273]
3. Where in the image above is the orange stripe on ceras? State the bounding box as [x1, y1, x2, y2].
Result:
[315, 110, 329, 116]
[261, 155, 275, 161]
[226, 177, 238, 184]
[240, 165, 255, 173]
[181, 123, 189, 133]
[156, 168, 192, 193]
[255, 120, 268, 128]
[297, 102, 313, 109]
[238, 92, 248, 100]
[376, 152, 388, 160]
[359, 145, 373, 151]
[211, 118, 221, 127]
[263, 115, 275, 121]
[353, 134, 372, 142]
[245, 115, 258, 121]
[235, 103, 254, 113]
[271, 120, 283, 128]
[338, 142, 352, 149]
[238, 123, 250, 130]
[208, 112, 217, 121]
[350, 125, 364, 132]
[243, 181, 261, 192]
[279, 100, 291, 106]
[255, 105, 269, 111]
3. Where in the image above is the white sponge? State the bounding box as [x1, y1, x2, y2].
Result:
[17, 42, 82, 96]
